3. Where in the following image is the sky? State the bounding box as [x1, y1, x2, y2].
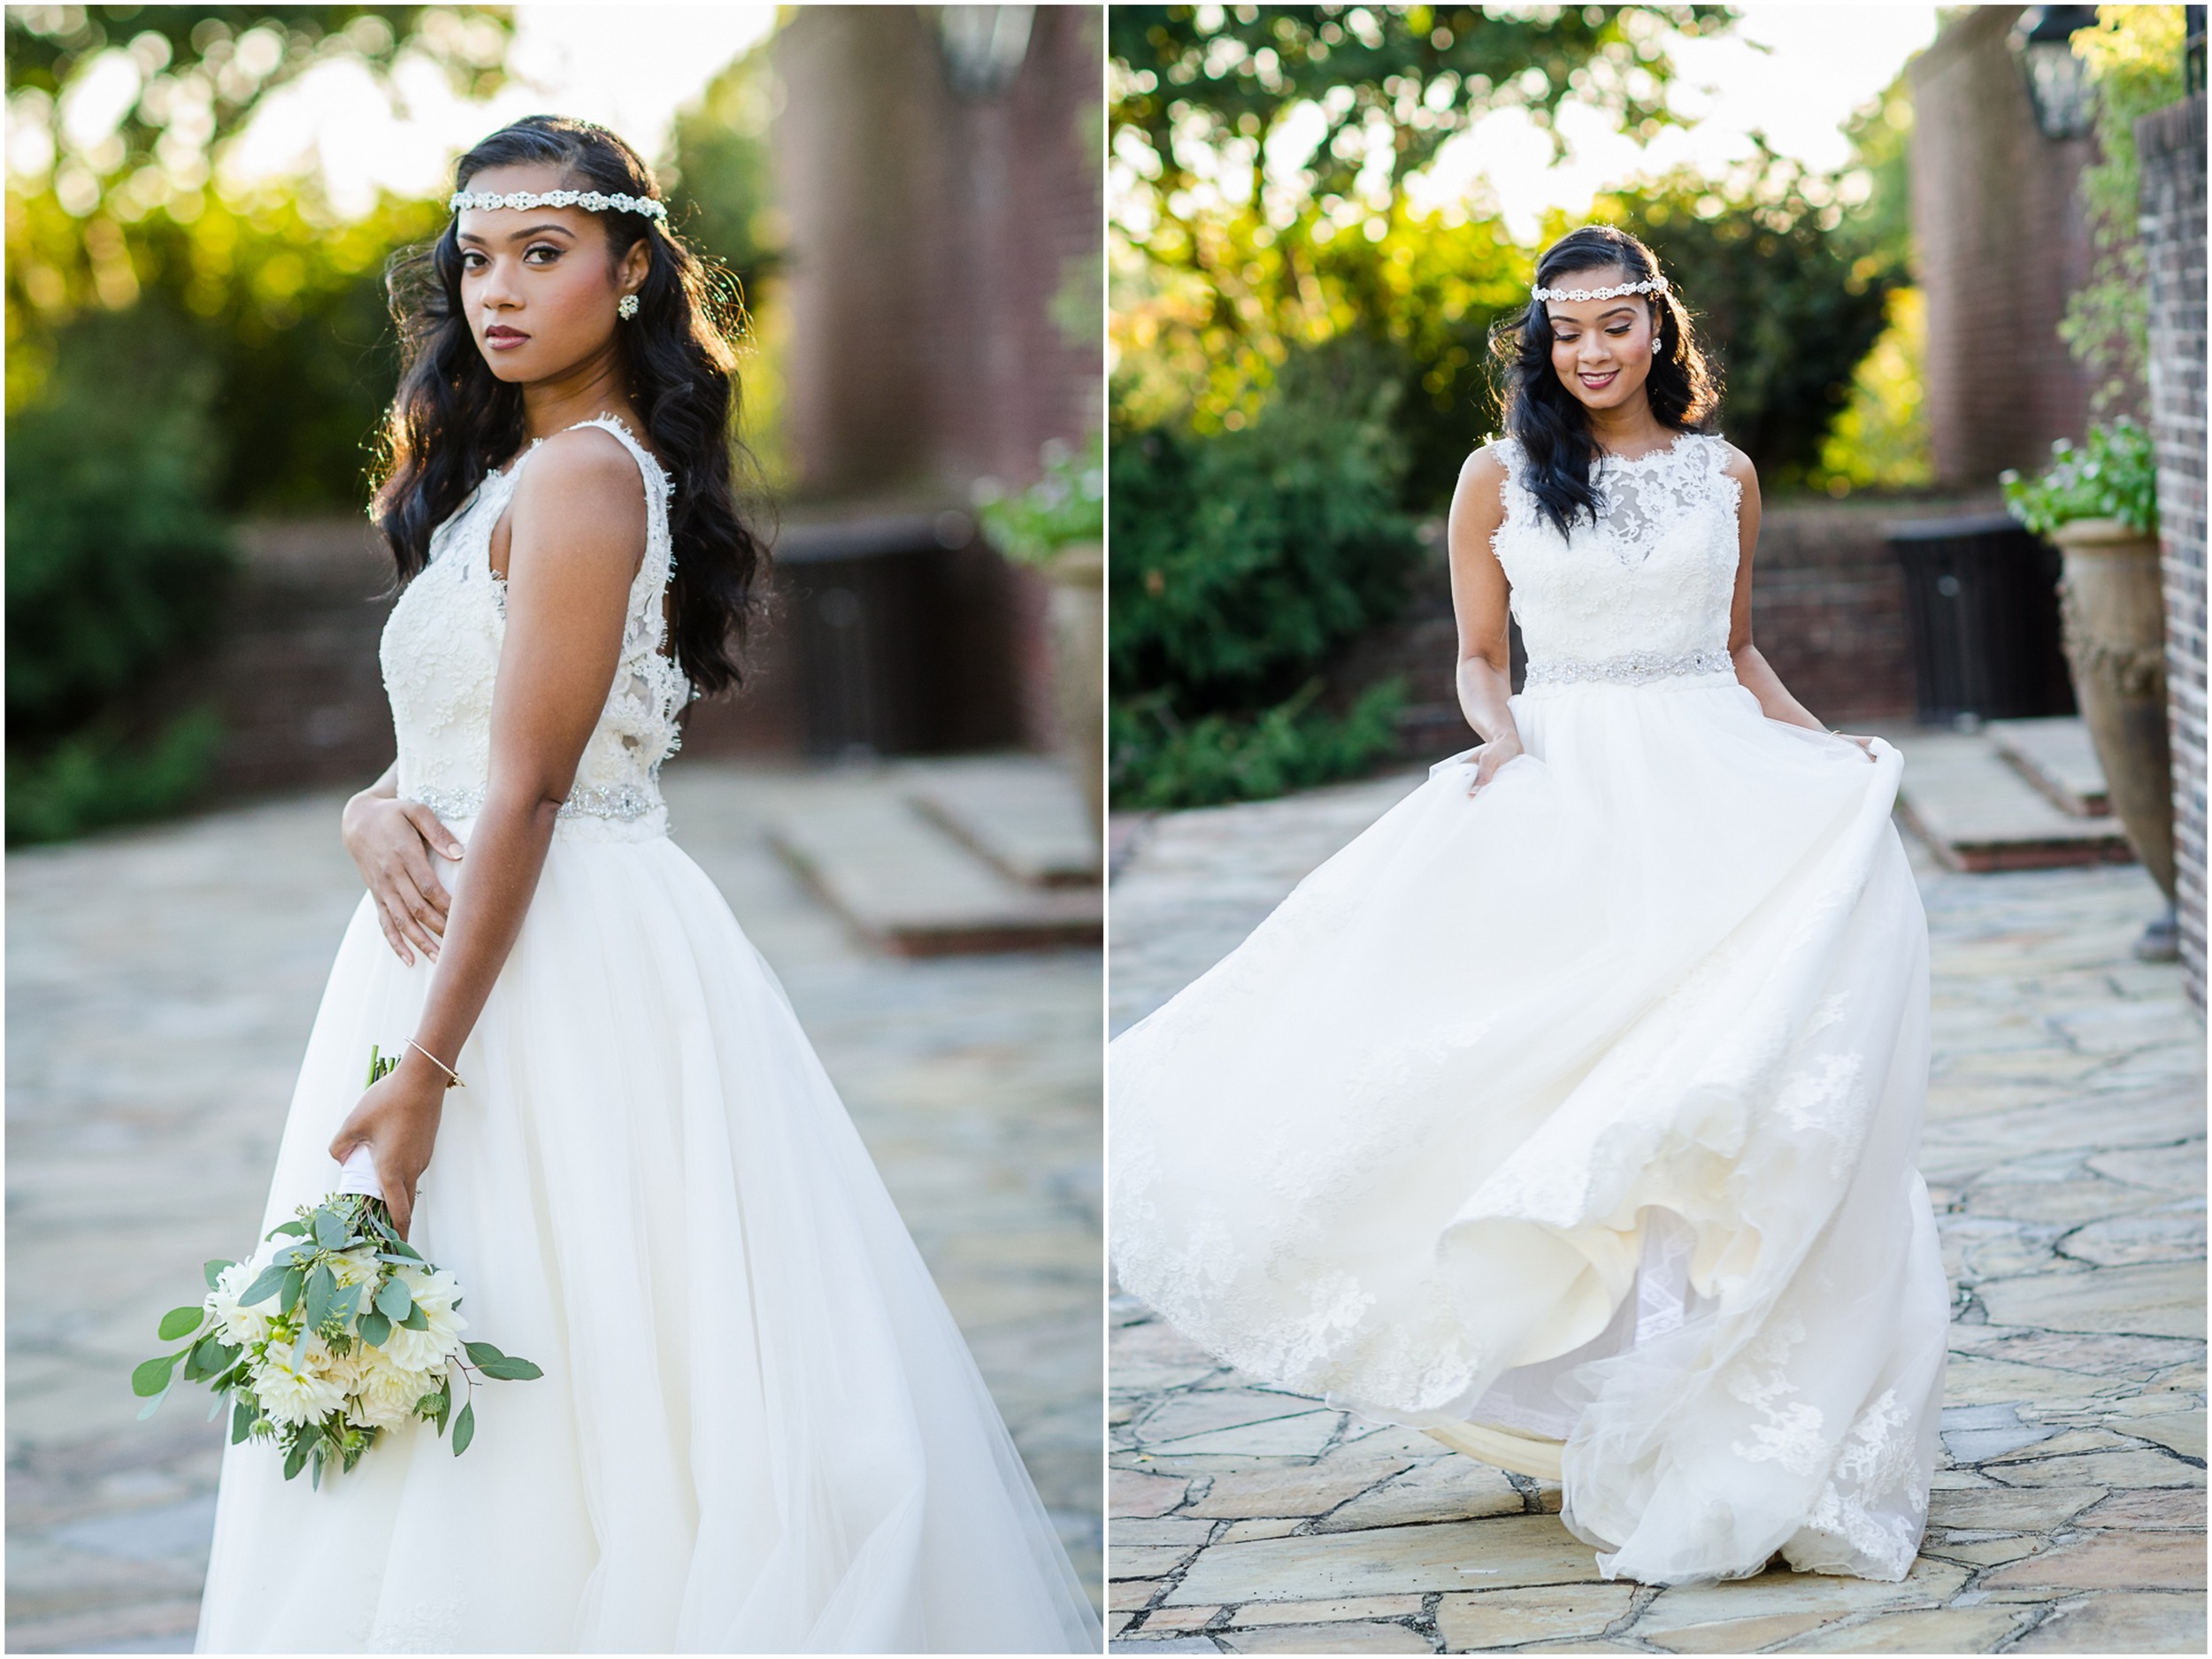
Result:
[224, 4, 779, 214]
[1410, 4, 1944, 238]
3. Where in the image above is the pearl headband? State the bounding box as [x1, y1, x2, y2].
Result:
[1531, 273, 1669, 303]
[449, 188, 667, 223]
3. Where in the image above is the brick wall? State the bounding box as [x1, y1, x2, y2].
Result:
[192, 520, 398, 797]
[2138, 93, 2207, 1010]
[1909, 6, 2101, 487]
[772, 6, 1101, 496]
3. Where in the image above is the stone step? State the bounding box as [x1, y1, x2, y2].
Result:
[902, 755, 1101, 887]
[1881, 726, 2135, 873]
[769, 770, 1102, 956]
[1986, 716, 2111, 818]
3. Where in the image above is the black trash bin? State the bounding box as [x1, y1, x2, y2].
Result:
[775, 515, 955, 758]
[1888, 515, 2076, 726]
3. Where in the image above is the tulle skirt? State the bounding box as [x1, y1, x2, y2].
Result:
[194, 818, 1100, 1654]
[1109, 678, 1950, 1586]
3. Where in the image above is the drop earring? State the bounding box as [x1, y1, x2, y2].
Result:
[618, 294, 640, 320]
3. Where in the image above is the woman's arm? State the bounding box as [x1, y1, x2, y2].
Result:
[329, 427, 649, 1233]
[1446, 446, 1524, 792]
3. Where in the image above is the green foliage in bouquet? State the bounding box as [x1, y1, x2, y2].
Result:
[2000, 418, 2159, 539]
[134, 1052, 541, 1487]
[973, 433, 1105, 565]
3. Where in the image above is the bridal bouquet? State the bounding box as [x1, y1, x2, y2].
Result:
[133, 1048, 541, 1487]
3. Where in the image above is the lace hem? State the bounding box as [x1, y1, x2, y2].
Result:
[1524, 649, 1737, 690]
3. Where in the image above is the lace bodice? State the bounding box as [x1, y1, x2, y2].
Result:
[1490, 432, 1743, 691]
[379, 415, 689, 841]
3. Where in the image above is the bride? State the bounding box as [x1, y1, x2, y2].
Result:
[1110, 225, 1951, 1588]
[193, 117, 1100, 1654]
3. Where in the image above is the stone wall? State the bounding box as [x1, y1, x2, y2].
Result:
[2138, 92, 2207, 1010]
[1909, 6, 2100, 487]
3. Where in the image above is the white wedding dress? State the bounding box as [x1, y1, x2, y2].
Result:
[194, 417, 1101, 1653]
[1110, 432, 1950, 1587]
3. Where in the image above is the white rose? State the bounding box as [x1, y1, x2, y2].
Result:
[379, 1266, 469, 1371]
[207, 1260, 271, 1350]
[329, 1247, 383, 1294]
[346, 1351, 438, 1431]
[253, 1337, 349, 1427]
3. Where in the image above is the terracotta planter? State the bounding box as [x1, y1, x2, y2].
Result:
[1042, 541, 1103, 845]
[2049, 518, 2176, 917]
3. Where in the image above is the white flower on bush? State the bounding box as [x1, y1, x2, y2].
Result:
[206, 1260, 272, 1349]
[378, 1265, 469, 1371]
[255, 1338, 348, 1426]
[347, 1351, 434, 1431]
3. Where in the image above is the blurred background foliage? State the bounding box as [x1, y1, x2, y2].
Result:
[2058, 4, 2188, 415]
[5, 4, 516, 841]
[1107, 3, 1938, 810]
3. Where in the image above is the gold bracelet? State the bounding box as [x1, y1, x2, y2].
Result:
[407, 1038, 465, 1089]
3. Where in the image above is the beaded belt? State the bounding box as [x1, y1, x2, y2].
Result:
[1523, 648, 1735, 691]
[405, 781, 662, 823]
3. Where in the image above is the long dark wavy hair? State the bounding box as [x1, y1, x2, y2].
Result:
[372, 115, 764, 695]
[1489, 225, 1720, 539]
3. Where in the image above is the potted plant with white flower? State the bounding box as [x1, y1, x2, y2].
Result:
[973, 433, 1104, 842]
[2002, 417, 2176, 959]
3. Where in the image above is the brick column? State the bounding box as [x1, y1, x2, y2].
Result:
[2137, 93, 2207, 1010]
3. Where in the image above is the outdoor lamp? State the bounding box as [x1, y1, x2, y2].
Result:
[2010, 5, 2100, 140]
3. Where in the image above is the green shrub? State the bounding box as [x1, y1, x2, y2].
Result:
[2000, 418, 2159, 537]
[1109, 341, 1423, 808]
[1112, 680, 1407, 812]
[1111, 343, 1421, 709]
[6, 706, 224, 846]
[6, 303, 236, 840]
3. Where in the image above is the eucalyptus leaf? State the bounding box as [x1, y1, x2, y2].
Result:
[451, 1399, 475, 1455]
[462, 1340, 505, 1367]
[239, 1263, 288, 1307]
[402, 1303, 429, 1333]
[279, 1266, 305, 1317]
[329, 1282, 362, 1325]
[268, 1219, 311, 1240]
[130, 1354, 178, 1398]
[203, 1258, 234, 1289]
[282, 1442, 306, 1481]
[477, 1356, 544, 1382]
[231, 1400, 255, 1445]
[303, 1264, 335, 1329]
[314, 1208, 348, 1251]
[384, 1237, 425, 1262]
[357, 1310, 391, 1347]
[206, 1391, 227, 1423]
[374, 1277, 413, 1323]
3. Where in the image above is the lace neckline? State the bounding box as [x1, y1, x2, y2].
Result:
[1592, 430, 1704, 469]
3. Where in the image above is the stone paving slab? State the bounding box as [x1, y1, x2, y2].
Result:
[1987, 718, 2108, 818]
[1886, 727, 2133, 873]
[1106, 752, 2204, 1654]
[5, 758, 1102, 1652]
[770, 764, 1103, 955]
